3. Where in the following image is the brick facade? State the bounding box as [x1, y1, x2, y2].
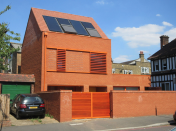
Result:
[38, 90, 72, 122]
[21, 8, 151, 93]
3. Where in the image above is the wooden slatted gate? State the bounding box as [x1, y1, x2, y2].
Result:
[72, 92, 110, 119]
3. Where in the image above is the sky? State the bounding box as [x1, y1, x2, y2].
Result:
[1, 0, 176, 63]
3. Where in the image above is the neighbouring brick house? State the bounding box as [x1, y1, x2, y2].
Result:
[21, 8, 150, 93]
[9, 42, 22, 74]
[112, 51, 151, 75]
[148, 35, 176, 91]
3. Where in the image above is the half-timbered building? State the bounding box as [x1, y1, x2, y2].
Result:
[148, 35, 176, 90]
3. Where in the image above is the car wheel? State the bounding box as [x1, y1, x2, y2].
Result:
[10, 107, 12, 114]
[39, 114, 45, 119]
[16, 111, 20, 119]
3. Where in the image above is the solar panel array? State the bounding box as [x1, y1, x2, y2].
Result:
[43, 15, 101, 38]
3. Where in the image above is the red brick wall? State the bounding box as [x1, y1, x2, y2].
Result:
[38, 90, 72, 122]
[21, 10, 42, 93]
[111, 91, 176, 118]
[112, 74, 151, 91]
[2, 120, 11, 127]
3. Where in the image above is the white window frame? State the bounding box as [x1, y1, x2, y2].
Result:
[162, 59, 167, 70]
[123, 70, 133, 74]
[141, 67, 149, 73]
[154, 60, 159, 71]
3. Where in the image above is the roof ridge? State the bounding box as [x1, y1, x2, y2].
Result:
[31, 7, 93, 19]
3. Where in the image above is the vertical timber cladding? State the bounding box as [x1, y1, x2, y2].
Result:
[72, 92, 110, 119]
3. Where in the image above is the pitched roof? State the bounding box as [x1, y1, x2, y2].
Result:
[148, 39, 176, 60]
[0, 73, 35, 82]
[10, 42, 22, 52]
[114, 58, 149, 64]
[31, 8, 108, 39]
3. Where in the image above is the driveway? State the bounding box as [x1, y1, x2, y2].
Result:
[9, 114, 59, 126]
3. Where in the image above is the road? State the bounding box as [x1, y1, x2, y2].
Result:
[121, 125, 176, 131]
[2, 115, 175, 131]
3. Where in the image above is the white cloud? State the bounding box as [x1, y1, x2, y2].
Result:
[112, 24, 165, 48]
[156, 14, 161, 17]
[113, 55, 130, 63]
[96, 0, 106, 5]
[164, 28, 176, 41]
[162, 21, 173, 26]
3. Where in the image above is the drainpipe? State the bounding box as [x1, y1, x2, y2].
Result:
[44, 32, 48, 91]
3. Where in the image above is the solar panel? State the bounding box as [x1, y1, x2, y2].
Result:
[61, 25, 77, 34]
[81, 22, 95, 29]
[43, 16, 62, 32]
[86, 28, 101, 37]
[56, 18, 71, 25]
[70, 20, 89, 36]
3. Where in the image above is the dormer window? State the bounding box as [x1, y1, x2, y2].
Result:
[162, 59, 167, 70]
[154, 60, 159, 71]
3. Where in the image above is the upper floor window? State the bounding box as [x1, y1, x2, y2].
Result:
[123, 70, 133, 74]
[175, 56, 176, 69]
[141, 67, 149, 73]
[162, 59, 167, 70]
[154, 60, 159, 71]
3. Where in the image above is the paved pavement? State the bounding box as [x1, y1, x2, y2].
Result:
[3, 115, 176, 131]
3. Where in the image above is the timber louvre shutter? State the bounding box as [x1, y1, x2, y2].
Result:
[90, 52, 106, 74]
[57, 49, 66, 72]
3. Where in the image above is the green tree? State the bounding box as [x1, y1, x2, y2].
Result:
[0, 5, 20, 72]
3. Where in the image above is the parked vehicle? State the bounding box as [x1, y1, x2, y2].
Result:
[173, 111, 176, 121]
[10, 94, 45, 119]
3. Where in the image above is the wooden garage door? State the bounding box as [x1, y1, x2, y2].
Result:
[2, 84, 31, 101]
[72, 92, 110, 119]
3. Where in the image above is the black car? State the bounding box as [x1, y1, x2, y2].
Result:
[10, 94, 45, 119]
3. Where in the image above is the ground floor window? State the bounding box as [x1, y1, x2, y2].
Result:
[48, 86, 83, 92]
[161, 82, 170, 91]
[89, 87, 107, 92]
[113, 87, 139, 91]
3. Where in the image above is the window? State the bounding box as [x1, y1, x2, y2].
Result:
[154, 60, 159, 71]
[126, 87, 139, 90]
[112, 68, 115, 74]
[113, 87, 125, 90]
[162, 59, 167, 70]
[161, 83, 170, 90]
[175, 56, 176, 69]
[123, 70, 133, 74]
[141, 67, 149, 73]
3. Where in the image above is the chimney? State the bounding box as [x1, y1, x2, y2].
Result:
[139, 51, 144, 62]
[160, 35, 169, 49]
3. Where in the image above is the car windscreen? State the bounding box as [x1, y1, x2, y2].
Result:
[22, 97, 43, 104]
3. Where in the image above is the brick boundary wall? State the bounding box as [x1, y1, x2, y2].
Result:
[2, 120, 11, 127]
[110, 91, 176, 118]
[37, 90, 72, 122]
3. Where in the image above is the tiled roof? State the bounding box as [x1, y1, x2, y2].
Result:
[114, 58, 149, 65]
[31, 8, 108, 39]
[148, 39, 176, 60]
[10, 42, 22, 52]
[0, 73, 35, 83]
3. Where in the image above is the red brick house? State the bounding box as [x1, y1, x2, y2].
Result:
[21, 8, 150, 93]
